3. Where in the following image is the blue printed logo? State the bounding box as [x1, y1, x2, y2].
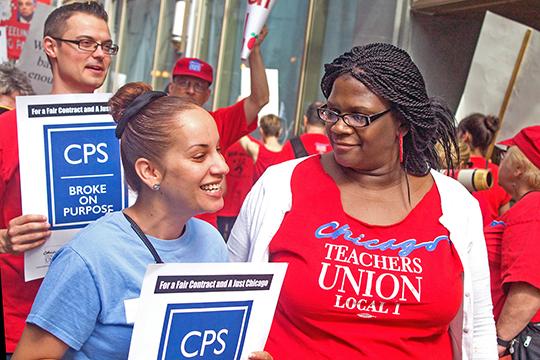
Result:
[157, 301, 252, 360]
[189, 60, 202, 72]
[43, 123, 127, 229]
[489, 220, 506, 227]
[315, 221, 449, 256]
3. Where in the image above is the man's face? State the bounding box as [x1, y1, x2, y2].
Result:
[45, 13, 112, 94]
[169, 75, 211, 106]
[18, 0, 35, 18]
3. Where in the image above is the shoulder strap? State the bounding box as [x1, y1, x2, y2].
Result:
[290, 136, 308, 158]
[123, 213, 164, 264]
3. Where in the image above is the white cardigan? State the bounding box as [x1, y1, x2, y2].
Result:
[228, 157, 497, 359]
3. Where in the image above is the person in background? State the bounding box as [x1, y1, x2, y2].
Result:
[217, 139, 256, 241]
[228, 43, 496, 359]
[435, 139, 471, 170]
[458, 113, 511, 226]
[0, 63, 34, 115]
[168, 26, 269, 152]
[481, 126, 540, 358]
[168, 28, 269, 228]
[239, 114, 283, 182]
[0, 2, 116, 355]
[279, 100, 331, 160]
[17, 0, 36, 24]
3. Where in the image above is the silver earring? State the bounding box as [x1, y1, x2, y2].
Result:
[152, 183, 160, 191]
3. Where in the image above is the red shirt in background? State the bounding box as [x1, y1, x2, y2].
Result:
[196, 100, 257, 227]
[219, 140, 255, 218]
[253, 145, 282, 182]
[211, 99, 256, 151]
[0, 110, 43, 352]
[486, 192, 540, 322]
[266, 156, 463, 359]
[484, 218, 505, 320]
[279, 133, 331, 161]
[470, 156, 511, 226]
[484, 191, 540, 322]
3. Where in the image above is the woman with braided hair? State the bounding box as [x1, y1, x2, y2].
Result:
[458, 113, 511, 226]
[228, 43, 496, 359]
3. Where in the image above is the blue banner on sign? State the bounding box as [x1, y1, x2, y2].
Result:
[157, 301, 252, 360]
[43, 123, 127, 229]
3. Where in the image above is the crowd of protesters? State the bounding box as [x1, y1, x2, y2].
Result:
[0, 1, 538, 359]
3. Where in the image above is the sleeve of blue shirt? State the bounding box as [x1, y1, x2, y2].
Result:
[27, 246, 100, 350]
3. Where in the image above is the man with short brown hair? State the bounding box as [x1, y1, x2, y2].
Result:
[0, 2, 116, 354]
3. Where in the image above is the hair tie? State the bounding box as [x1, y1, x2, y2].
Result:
[115, 91, 167, 138]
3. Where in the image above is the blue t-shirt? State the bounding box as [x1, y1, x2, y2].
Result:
[27, 211, 228, 359]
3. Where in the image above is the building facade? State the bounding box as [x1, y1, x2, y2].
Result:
[96, 0, 538, 137]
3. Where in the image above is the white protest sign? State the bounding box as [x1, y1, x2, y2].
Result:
[499, 29, 540, 140]
[240, 0, 276, 60]
[17, 3, 53, 94]
[128, 262, 287, 360]
[0, 26, 7, 62]
[240, 67, 278, 119]
[17, 93, 128, 281]
[456, 12, 540, 141]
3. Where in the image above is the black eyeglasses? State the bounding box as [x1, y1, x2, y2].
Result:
[51, 37, 119, 55]
[317, 105, 392, 128]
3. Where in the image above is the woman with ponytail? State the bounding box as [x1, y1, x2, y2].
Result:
[228, 43, 496, 359]
[14, 82, 235, 358]
[458, 113, 511, 226]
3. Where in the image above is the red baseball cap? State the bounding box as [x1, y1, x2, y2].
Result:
[171, 58, 213, 84]
[499, 125, 540, 169]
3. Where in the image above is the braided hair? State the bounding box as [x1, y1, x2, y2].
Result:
[321, 43, 458, 176]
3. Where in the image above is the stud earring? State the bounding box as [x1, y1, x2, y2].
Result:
[152, 183, 160, 191]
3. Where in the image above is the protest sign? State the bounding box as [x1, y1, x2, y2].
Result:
[240, 0, 276, 60]
[456, 12, 540, 142]
[0, 26, 7, 62]
[0, 0, 50, 60]
[128, 262, 287, 360]
[17, 93, 128, 281]
[17, 2, 53, 94]
[240, 67, 278, 119]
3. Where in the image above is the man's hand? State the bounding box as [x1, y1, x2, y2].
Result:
[249, 25, 268, 53]
[1, 214, 51, 254]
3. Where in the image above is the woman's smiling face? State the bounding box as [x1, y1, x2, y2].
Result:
[325, 74, 400, 172]
[158, 108, 229, 216]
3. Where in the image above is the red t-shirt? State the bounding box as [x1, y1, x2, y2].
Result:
[279, 133, 331, 160]
[218, 140, 255, 217]
[470, 156, 511, 226]
[196, 100, 257, 227]
[0, 110, 43, 352]
[484, 219, 505, 321]
[266, 156, 463, 358]
[253, 145, 282, 182]
[487, 191, 540, 322]
[210, 99, 257, 151]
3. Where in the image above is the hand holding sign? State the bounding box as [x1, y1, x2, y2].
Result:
[241, 0, 275, 60]
[1, 214, 51, 254]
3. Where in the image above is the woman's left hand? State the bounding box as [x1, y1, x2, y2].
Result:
[248, 351, 273, 360]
